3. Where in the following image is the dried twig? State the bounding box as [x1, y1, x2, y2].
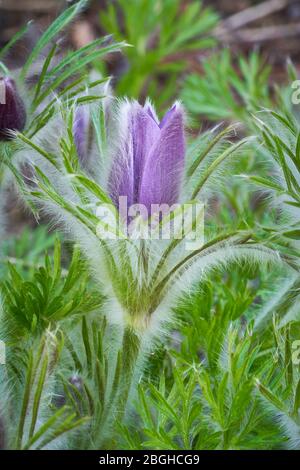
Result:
[215, 0, 293, 37]
[222, 22, 300, 43]
[0, 0, 60, 12]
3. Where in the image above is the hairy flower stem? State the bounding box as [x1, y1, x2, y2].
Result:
[98, 326, 141, 449]
[119, 326, 141, 413]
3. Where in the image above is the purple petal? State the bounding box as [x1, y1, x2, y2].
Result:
[108, 101, 160, 213]
[0, 77, 26, 140]
[131, 104, 160, 200]
[73, 105, 90, 165]
[145, 103, 159, 125]
[159, 104, 176, 129]
[138, 104, 185, 215]
[108, 124, 134, 214]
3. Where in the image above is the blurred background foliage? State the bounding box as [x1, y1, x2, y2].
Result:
[1, 0, 300, 450]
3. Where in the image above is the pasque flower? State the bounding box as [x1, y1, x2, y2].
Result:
[22, 97, 262, 334]
[15, 93, 275, 447]
[108, 101, 185, 218]
[0, 77, 26, 140]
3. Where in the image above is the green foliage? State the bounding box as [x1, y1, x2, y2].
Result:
[20, 0, 88, 79]
[252, 108, 300, 212]
[56, 321, 142, 449]
[0, 330, 89, 450]
[0, 226, 56, 279]
[175, 274, 257, 366]
[119, 275, 300, 450]
[120, 331, 284, 450]
[1, 238, 102, 339]
[0, 0, 124, 148]
[99, 0, 218, 106]
[182, 49, 271, 122]
[256, 321, 300, 449]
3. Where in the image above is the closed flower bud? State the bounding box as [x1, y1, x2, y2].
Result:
[0, 77, 26, 140]
[73, 105, 90, 165]
[108, 100, 185, 217]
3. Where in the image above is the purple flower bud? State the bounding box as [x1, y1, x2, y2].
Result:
[73, 105, 90, 165]
[108, 101, 185, 218]
[0, 77, 26, 140]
